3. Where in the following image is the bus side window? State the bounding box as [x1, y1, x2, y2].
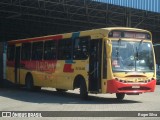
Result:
[7, 45, 15, 61]
[73, 37, 89, 60]
[32, 42, 43, 60]
[44, 40, 57, 60]
[58, 39, 72, 60]
[21, 43, 31, 60]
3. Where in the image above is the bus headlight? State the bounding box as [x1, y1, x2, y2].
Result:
[115, 78, 126, 83]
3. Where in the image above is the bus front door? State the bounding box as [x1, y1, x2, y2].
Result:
[89, 40, 102, 92]
[15, 46, 20, 84]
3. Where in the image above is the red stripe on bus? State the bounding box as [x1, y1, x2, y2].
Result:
[7, 61, 15, 67]
[20, 60, 57, 73]
[9, 35, 63, 44]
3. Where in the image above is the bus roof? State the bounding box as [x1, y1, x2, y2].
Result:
[8, 27, 151, 44]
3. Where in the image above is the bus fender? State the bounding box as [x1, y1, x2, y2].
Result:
[73, 75, 85, 89]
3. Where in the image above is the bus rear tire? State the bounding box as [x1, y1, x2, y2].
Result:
[34, 86, 41, 91]
[80, 80, 88, 99]
[116, 93, 125, 100]
[56, 88, 67, 92]
[25, 74, 34, 91]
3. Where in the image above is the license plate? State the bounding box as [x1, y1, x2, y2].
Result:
[132, 86, 140, 88]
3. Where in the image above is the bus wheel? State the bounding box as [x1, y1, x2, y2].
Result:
[25, 75, 34, 91]
[56, 89, 67, 92]
[34, 86, 41, 91]
[80, 80, 88, 99]
[116, 93, 125, 100]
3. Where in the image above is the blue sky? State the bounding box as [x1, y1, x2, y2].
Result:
[92, 0, 160, 13]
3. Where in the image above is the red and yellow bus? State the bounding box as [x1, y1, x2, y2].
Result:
[6, 27, 156, 100]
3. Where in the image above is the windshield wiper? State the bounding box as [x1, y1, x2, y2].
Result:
[136, 39, 144, 60]
[116, 38, 121, 60]
[135, 39, 144, 71]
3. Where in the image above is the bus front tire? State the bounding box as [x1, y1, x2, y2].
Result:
[116, 93, 125, 100]
[80, 80, 88, 99]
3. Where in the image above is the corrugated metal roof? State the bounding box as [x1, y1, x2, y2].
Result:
[93, 0, 160, 13]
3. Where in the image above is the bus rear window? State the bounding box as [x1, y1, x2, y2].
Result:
[7, 45, 15, 61]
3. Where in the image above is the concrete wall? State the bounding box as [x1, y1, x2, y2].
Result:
[0, 42, 7, 87]
[0, 42, 4, 87]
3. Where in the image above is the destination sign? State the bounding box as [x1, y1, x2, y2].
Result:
[109, 30, 151, 40]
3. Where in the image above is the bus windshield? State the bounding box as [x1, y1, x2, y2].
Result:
[112, 40, 154, 72]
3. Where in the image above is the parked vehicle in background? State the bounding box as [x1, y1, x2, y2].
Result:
[156, 64, 160, 85]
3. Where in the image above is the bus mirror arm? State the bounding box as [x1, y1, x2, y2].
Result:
[103, 37, 114, 79]
[103, 38, 112, 58]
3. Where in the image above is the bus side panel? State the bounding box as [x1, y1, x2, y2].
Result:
[19, 69, 27, 85]
[6, 62, 15, 83]
[73, 60, 89, 89]
[20, 60, 57, 87]
[32, 70, 45, 87]
[33, 61, 56, 87]
[19, 69, 53, 87]
[55, 61, 71, 90]
[55, 60, 89, 90]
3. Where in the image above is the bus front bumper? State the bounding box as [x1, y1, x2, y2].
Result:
[107, 79, 156, 94]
